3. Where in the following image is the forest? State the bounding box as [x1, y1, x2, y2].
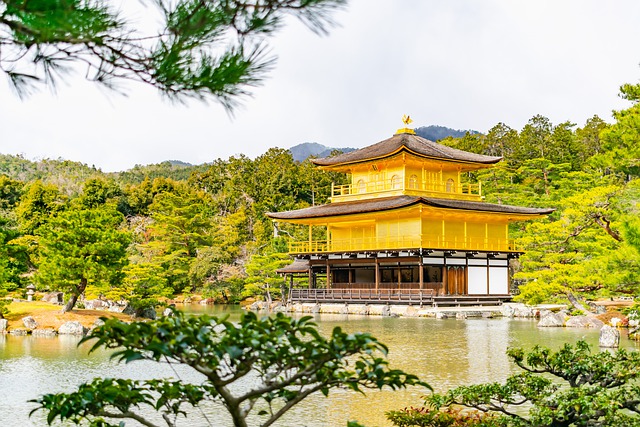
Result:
[1, 81, 639, 312]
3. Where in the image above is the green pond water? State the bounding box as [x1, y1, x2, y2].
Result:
[1, 306, 637, 426]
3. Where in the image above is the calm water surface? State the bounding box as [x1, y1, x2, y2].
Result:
[1, 306, 637, 427]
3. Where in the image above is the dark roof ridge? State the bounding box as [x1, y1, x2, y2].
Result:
[312, 133, 501, 167]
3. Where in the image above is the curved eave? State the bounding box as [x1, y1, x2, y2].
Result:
[276, 259, 310, 274]
[313, 146, 502, 172]
[422, 198, 555, 219]
[266, 196, 554, 223]
[310, 133, 502, 169]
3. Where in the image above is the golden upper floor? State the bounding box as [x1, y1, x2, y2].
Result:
[267, 125, 555, 255]
[312, 131, 501, 203]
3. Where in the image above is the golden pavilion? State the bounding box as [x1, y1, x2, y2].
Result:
[267, 120, 553, 306]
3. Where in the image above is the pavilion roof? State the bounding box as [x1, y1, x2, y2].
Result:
[276, 258, 310, 274]
[266, 195, 554, 220]
[311, 132, 502, 167]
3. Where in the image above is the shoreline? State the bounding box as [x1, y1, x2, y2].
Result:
[247, 301, 563, 319]
[2, 298, 632, 337]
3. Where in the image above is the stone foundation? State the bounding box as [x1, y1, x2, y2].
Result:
[248, 301, 535, 318]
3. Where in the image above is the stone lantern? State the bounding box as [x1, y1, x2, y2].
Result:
[26, 284, 36, 302]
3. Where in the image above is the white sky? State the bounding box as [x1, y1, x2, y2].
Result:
[1, 0, 639, 172]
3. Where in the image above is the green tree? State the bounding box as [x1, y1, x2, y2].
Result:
[243, 251, 291, 302]
[551, 121, 580, 170]
[485, 122, 518, 158]
[594, 81, 640, 177]
[107, 263, 173, 316]
[513, 115, 554, 165]
[514, 177, 640, 303]
[136, 186, 216, 292]
[189, 246, 244, 302]
[16, 180, 66, 235]
[575, 115, 608, 166]
[35, 205, 131, 312]
[77, 177, 123, 209]
[0, 214, 28, 292]
[248, 148, 301, 215]
[297, 156, 348, 206]
[0, 174, 23, 211]
[1, 0, 345, 106]
[387, 406, 501, 427]
[32, 310, 425, 427]
[394, 341, 640, 427]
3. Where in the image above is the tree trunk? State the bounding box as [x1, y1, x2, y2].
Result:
[62, 294, 79, 314]
[543, 168, 550, 196]
[566, 292, 595, 316]
[592, 213, 623, 242]
[61, 278, 87, 313]
[264, 285, 272, 306]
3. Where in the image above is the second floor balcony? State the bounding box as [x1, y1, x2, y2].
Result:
[288, 235, 519, 255]
[331, 177, 482, 202]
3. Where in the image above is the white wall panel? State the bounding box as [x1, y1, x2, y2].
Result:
[489, 267, 509, 294]
[468, 266, 487, 295]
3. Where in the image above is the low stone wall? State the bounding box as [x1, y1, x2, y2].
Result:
[247, 301, 544, 319]
[1, 318, 94, 336]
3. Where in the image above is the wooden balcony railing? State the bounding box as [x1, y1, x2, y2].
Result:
[289, 289, 511, 306]
[288, 236, 519, 254]
[289, 288, 435, 305]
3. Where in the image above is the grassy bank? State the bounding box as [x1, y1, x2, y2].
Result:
[3, 300, 130, 330]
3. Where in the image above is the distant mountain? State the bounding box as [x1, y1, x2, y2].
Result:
[166, 160, 194, 167]
[414, 125, 480, 141]
[288, 142, 355, 163]
[288, 126, 479, 162]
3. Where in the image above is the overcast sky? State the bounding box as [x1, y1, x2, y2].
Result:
[1, 0, 639, 172]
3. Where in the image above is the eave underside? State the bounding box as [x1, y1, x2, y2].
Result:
[267, 195, 554, 224]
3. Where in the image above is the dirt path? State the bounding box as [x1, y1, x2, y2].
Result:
[3, 300, 130, 330]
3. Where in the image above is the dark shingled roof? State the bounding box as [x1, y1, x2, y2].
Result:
[276, 259, 310, 274]
[266, 196, 554, 220]
[311, 132, 502, 167]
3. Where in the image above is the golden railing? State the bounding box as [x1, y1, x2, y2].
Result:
[288, 236, 519, 254]
[331, 179, 481, 199]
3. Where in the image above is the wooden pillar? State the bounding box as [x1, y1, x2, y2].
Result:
[442, 266, 448, 295]
[419, 256, 424, 290]
[464, 266, 469, 295]
[326, 259, 331, 289]
[289, 275, 294, 302]
[308, 267, 313, 289]
[375, 257, 380, 292]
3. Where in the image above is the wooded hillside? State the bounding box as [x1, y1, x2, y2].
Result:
[1, 81, 639, 307]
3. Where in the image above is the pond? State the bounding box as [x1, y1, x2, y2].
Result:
[0, 306, 637, 426]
